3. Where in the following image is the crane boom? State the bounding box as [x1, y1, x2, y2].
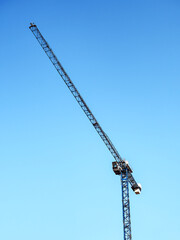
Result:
[29, 23, 139, 189]
[29, 23, 123, 162]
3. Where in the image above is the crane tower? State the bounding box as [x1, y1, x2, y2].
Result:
[29, 23, 141, 240]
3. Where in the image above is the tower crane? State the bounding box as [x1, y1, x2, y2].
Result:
[29, 23, 141, 240]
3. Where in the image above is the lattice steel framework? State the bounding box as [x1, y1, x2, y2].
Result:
[29, 23, 140, 240]
[121, 169, 132, 240]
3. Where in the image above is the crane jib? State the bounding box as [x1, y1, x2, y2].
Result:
[29, 24, 123, 160]
[29, 23, 139, 188]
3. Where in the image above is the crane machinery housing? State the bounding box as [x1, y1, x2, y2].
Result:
[29, 23, 141, 240]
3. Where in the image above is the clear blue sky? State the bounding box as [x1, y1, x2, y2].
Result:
[0, 0, 180, 239]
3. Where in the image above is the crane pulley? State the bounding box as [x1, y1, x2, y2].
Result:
[29, 23, 141, 240]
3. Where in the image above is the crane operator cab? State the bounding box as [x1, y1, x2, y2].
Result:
[131, 183, 142, 194]
[112, 161, 122, 175]
[112, 161, 142, 194]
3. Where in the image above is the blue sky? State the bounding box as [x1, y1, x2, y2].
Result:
[0, 0, 180, 239]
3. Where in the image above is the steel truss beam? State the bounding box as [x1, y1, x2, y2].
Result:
[121, 168, 132, 240]
[29, 23, 122, 164]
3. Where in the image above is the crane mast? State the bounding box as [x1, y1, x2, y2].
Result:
[29, 23, 141, 240]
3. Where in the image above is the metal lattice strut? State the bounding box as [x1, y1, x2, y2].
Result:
[121, 169, 132, 240]
[29, 23, 123, 164]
